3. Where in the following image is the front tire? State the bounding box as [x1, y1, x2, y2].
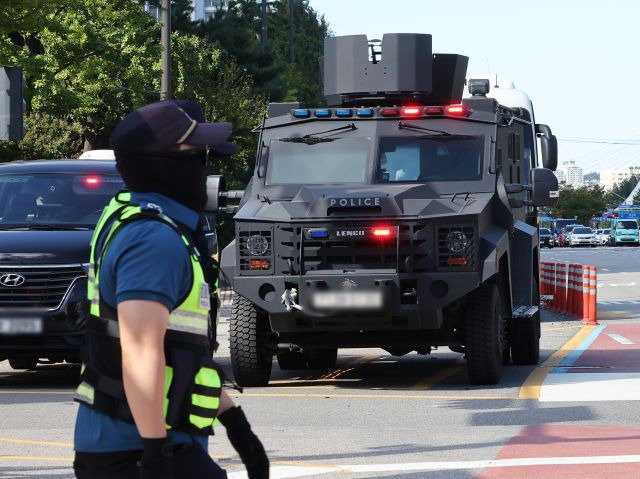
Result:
[464, 282, 504, 385]
[229, 294, 273, 387]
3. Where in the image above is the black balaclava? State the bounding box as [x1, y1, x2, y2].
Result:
[116, 150, 208, 213]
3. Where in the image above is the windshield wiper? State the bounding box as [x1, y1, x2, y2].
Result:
[0, 224, 91, 231]
[279, 123, 357, 144]
[397, 121, 452, 136]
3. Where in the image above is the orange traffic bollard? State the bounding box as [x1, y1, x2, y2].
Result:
[585, 265, 598, 325]
[555, 263, 567, 313]
[581, 264, 589, 321]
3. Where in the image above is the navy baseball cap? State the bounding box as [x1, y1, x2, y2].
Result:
[110, 100, 235, 154]
[168, 100, 240, 155]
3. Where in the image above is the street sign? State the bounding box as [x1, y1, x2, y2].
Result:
[0, 65, 26, 141]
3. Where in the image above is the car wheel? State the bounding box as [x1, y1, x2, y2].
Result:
[464, 281, 504, 385]
[229, 294, 273, 387]
[8, 358, 38, 370]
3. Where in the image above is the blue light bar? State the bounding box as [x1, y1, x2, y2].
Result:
[314, 109, 331, 118]
[292, 109, 310, 118]
[356, 108, 374, 118]
[308, 229, 329, 239]
[335, 108, 353, 117]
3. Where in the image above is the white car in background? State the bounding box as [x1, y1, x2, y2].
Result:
[596, 228, 612, 245]
[569, 226, 597, 247]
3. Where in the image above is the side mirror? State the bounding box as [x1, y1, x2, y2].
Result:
[205, 175, 226, 212]
[531, 168, 559, 206]
[535, 124, 558, 171]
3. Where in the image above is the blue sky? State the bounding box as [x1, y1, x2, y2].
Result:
[307, 0, 640, 174]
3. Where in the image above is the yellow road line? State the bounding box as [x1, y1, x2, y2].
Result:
[0, 438, 72, 448]
[231, 392, 515, 400]
[408, 364, 463, 390]
[541, 326, 582, 332]
[519, 325, 596, 400]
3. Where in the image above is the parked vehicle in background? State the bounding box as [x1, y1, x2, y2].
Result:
[539, 228, 554, 248]
[0, 160, 123, 370]
[596, 228, 612, 245]
[552, 219, 578, 240]
[562, 224, 583, 246]
[611, 219, 639, 246]
[569, 226, 597, 247]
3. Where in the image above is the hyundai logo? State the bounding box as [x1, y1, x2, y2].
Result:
[0, 273, 26, 287]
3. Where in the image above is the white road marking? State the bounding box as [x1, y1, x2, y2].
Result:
[227, 466, 338, 479]
[607, 333, 634, 345]
[227, 455, 640, 478]
[540, 372, 640, 402]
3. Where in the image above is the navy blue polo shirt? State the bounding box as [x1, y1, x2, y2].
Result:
[74, 192, 208, 452]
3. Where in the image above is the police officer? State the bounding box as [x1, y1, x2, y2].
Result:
[73, 100, 269, 479]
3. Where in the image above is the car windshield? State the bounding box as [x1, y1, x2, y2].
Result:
[0, 173, 123, 228]
[617, 220, 638, 229]
[266, 137, 371, 184]
[377, 136, 484, 183]
[573, 227, 592, 234]
[603, 229, 611, 234]
[540, 228, 551, 235]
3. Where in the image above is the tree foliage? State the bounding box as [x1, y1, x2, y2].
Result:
[552, 185, 608, 225]
[197, 0, 328, 104]
[607, 176, 639, 206]
[0, 0, 265, 166]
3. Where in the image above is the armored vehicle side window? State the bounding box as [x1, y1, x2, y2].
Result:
[377, 136, 483, 183]
[266, 138, 371, 185]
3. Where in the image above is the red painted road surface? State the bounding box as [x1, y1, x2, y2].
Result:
[476, 424, 640, 479]
[571, 324, 640, 373]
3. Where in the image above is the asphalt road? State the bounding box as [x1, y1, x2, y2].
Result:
[2, 246, 640, 478]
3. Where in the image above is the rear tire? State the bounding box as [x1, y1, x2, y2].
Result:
[464, 281, 504, 385]
[277, 350, 308, 370]
[307, 348, 338, 370]
[229, 294, 273, 387]
[8, 358, 38, 370]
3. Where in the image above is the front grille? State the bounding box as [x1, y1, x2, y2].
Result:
[274, 223, 433, 275]
[437, 226, 476, 270]
[0, 265, 85, 308]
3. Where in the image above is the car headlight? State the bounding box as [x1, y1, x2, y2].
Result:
[445, 231, 468, 253]
[246, 234, 270, 256]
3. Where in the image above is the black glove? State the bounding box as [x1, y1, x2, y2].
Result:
[140, 437, 174, 479]
[218, 406, 269, 479]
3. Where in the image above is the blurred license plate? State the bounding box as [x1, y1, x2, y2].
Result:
[311, 291, 382, 310]
[0, 318, 43, 335]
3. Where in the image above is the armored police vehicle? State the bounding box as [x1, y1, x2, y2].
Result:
[221, 33, 559, 387]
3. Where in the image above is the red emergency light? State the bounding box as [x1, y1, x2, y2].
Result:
[445, 104, 467, 116]
[401, 106, 422, 117]
[372, 227, 394, 239]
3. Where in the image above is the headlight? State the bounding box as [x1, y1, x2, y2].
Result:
[246, 234, 269, 256]
[445, 231, 468, 253]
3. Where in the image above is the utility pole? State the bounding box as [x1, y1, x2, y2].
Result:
[261, 0, 268, 50]
[289, 0, 295, 64]
[160, 0, 171, 100]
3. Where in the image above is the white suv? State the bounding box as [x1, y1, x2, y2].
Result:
[570, 226, 597, 247]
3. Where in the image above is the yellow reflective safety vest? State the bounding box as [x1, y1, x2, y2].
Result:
[75, 192, 222, 436]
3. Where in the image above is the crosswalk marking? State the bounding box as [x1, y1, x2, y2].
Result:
[607, 333, 634, 345]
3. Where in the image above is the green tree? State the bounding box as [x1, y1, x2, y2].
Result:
[197, 0, 327, 104]
[607, 176, 639, 206]
[552, 185, 608, 225]
[0, 0, 162, 160]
